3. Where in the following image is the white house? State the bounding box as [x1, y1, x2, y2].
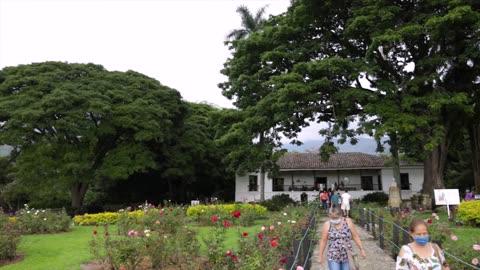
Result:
[235, 152, 424, 202]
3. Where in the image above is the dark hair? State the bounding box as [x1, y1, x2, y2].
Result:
[409, 218, 429, 233]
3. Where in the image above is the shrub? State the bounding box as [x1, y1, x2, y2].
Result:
[16, 205, 71, 234]
[186, 203, 267, 226]
[259, 194, 296, 211]
[361, 192, 389, 205]
[457, 200, 480, 225]
[0, 214, 20, 261]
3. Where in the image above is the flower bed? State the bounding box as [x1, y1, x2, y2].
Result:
[87, 202, 310, 270]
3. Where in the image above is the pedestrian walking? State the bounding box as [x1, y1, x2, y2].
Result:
[317, 206, 367, 269]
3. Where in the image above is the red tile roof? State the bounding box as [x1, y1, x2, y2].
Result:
[277, 152, 386, 169]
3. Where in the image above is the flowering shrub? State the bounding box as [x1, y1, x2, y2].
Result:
[186, 203, 267, 226]
[0, 213, 20, 261]
[73, 212, 120, 225]
[90, 203, 201, 270]
[16, 204, 71, 234]
[457, 200, 480, 225]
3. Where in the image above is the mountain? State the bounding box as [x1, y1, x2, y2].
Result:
[281, 137, 390, 154]
[0, 145, 13, 157]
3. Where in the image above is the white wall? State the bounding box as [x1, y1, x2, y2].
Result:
[236, 167, 424, 202]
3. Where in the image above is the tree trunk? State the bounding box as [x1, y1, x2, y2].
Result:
[389, 132, 402, 200]
[469, 123, 480, 193]
[422, 142, 449, 195]
[259, 167, 265, 201]
[70, 182, 89, 212]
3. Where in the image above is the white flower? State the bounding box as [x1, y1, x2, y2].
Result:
[283, 212, 288, 216]
[42, 210, 45, 213]
[277, 222, 282, 225]
[164, 235, 168, 238]
[291, 220, 297, 224]
[43, 218, 47, 221]
[287, 220, 291, 223]
[144, 229, 151, 234]
[261, 226, 266, 231]
[27, 211, 30, 214]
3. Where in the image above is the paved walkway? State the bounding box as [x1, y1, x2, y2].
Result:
[310, 216, 396, 270]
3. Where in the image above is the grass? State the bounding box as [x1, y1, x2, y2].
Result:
[1, 226, 97, 270]
[1, 221, 269, 270]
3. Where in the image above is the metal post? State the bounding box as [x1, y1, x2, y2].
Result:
[371, 211, 376, 240]
[366, 209, 370, 231]
[402, 227, 410, 246]
[379, 215, 384, 249]
[359, 208, 365, 227]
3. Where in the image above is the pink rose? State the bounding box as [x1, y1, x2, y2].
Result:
[450, 235, 458, 241]
[473, 244, 480, 251]
[472, 258, 479, 265]
[270, 225, 275, 231]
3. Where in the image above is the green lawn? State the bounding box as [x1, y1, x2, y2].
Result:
[1, 221, 268, 270]
[1, 226, 96, 270]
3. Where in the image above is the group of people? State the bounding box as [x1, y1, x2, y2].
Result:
[317, 204, 450, 270]
[319, 190, 352, 217]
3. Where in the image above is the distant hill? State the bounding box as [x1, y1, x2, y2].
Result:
[281, 137, 390, 155]
[0, 145, 13, 157]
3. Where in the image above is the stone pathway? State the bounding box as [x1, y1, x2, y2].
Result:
[310, 216, 396, 270]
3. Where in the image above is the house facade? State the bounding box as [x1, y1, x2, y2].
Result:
[235, 152, 424, 202]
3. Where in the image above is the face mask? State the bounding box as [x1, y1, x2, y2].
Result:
[413, 236, 429, 246]
[331, 218, 341, 225]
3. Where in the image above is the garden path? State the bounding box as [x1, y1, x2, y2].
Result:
[310, 216, 396, 270]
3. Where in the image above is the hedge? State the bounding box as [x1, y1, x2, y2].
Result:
[457, 200, 480, 225]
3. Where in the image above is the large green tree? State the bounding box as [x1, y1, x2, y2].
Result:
[220, 0, 480, 197]
[0, 62, 185, 211]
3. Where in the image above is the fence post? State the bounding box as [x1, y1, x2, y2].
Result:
[379, 215, 384, 249]
[393, 221, 399, 249]
[371, 211, 376, 240]
[402, 227, 410, 246]
[366, 209, 370, 232]
[359, 208, 365, 227]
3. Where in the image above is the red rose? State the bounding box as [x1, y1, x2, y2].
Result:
[233, 211, 241, 218]
[104, 232, 109, 236]
[281, 257, 287, 263]
[223, 221, 231, 227]
[93, 230, 98, 235]
[212, 215, 218, 222]
[242, 232, 248, 237]
[270, 240, 278, 247]
[258, 233, 264, 239]
[232, 255, 238, 262]
[226, 250, 232, 256]
[427, 218, 433, 224]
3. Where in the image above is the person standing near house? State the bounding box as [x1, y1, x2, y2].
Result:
[317, 206, 367, 269]
[341, 191, 352, 217]
[331, 192, 340, 209]
[320, 190, 329, 212]
[465, 189, 474, 201]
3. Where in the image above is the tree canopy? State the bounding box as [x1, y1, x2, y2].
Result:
[220, 0, 480, 195]
[0, 62, 186, 211]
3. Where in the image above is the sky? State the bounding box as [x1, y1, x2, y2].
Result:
[0, 0, 290, 108]
[0, 0, 340, 144]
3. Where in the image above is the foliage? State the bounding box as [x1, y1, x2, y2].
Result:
[0, 214, 20, 261]
[259, 194, 296, 211]
[0, 62, 186, 210]
[186, 203, 267, 226]
[16, 205, 71, 234]
[219, 0, 480, 194]
[361, 192, 389, 205]
[457, 200, 480, 226]
[74, 211, 121, 226]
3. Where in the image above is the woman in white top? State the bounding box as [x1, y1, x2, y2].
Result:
[395, 219, 450, 270]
